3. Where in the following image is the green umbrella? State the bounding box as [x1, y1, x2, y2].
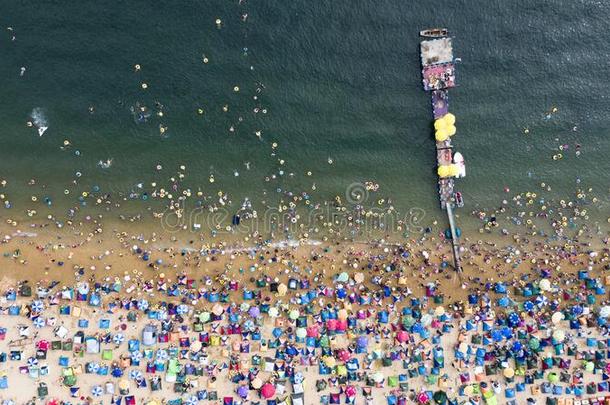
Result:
[402, 315, 415, 327]
[433, 390, 447, 404]
[528, 337, 540, 350]
[547, 372, 559, 383]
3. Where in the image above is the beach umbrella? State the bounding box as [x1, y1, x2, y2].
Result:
[539, 279, 551, 291]
[77, 282, 90, 295]
[32, 316, 46, 328]
[585, 361, 595, 372]
[294, 372, 304, 385]
[190, 340, 202, 352]
[434, 306, 445, 317]
[129, 369, 143, 380]
[551, 311, 564, 324]
[507, 312, 520, 327]
[237, 385, 249, 398]
[243, 319, 255, 331]
[137, 299, 149, 311]
[552, 329, 566, 342]
[354, 273, 364, 283]
[396, 330, 409, 343]
[240, 303, 250, 312]
[118, 379, 129, 391]
[248, 306, 260, 318]
[547, 372, 559, 383]
[130, 351, 142, 362]
[421, 314, 433, 327]
[268, 307, 279, 318]
[289, 309, 300, 320]
[403, 315, 415, 328]
[277, 283, 287, 296]
[176, 304, 189, 315]
[87, 362, 100, 373]
[31, 300, 44, 313]
[296, 328, 307, 339]
[113, 333, 125, 345]
[357, 336, 368, 347]
[261, 383, 276, 399]
[212, 304, 224, 316]
[372, 372, 384, 383]
[523, 301, 534, 311]
[503, 367, 515, 378]
[199, 312, 211, 323]
[433, 390, 448, 404]
[155, 349, 168, 361]
[528, 337, 540, 350]
[336, 272, 349, 283]
[323, 356, 336, 367]
[91, 385, 103, 397]
[185, 396, 198, 405]
[27, 357, 38, 367]
[251, 377, 263, 389]
[417, 391, 430, 404]
[111, 367, 123, 378]
[338, 349, 351, 362]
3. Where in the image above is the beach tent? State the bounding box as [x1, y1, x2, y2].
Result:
[143, 325, 157, 346]
[85, 337, 100, 354]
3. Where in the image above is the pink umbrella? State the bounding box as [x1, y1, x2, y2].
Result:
[338, 349, 351, 362]
[306, 325, 319, 337]
[417, 391, 429, 404]
[260, 383, 276, 399]
[336, 320, 347, 331]
[327, 319, 338, 331]
[345, 386, 357, 397]
[396, 330, 409, 343]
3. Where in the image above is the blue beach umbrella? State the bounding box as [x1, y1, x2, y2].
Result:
[91, 385, 103, 397]
[32, 316, 46, 328]
[113, 334, 125, 345]
[130, 351, 142, 362]
[155, 349, 168, 361]
[523, 301, 534, 311]
[507, 313, 520, 327]
[87, 362, 100, 373]
[491, 330, 503, 342]
[31, 300, 44, 313]
[176, 304, 189, 315]
[27, 357, 38, 367]
[137, 299, 149, 311]
[129, 369, 143, 380]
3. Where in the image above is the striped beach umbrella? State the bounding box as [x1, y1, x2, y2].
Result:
[87, 362, 100, 373]
[129, 369, 143, 380]
[137, 299, 149, 311]
[176, 304, 189, 315]
[32, 316, 46, 328]
[155, 349, 168, 361]
[130, 351, 142, 362]
[91, 385, 103, 397]
[31, 300, 44, 313]
[113, 333, 125, 345]
[27, 357, 38, 367]
[185, 395, 199, 405]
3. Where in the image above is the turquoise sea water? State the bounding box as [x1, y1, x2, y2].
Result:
[0, 1, 608, 229]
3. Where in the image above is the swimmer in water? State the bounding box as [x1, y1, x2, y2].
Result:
[244, 162, 251, 170]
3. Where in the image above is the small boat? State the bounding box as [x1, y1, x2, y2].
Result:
[420, 28, 448, 38]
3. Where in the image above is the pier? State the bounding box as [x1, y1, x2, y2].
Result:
[419, 32, 464, 273]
